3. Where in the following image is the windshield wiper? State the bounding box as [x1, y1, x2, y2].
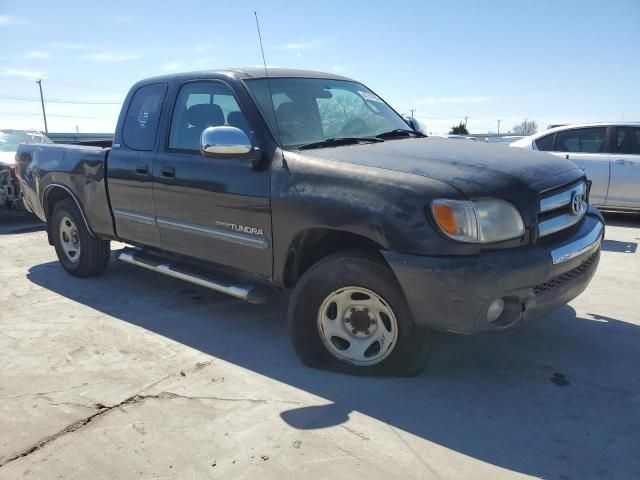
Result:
[375, 129, 427, 139]
[297, 137, 384, 150]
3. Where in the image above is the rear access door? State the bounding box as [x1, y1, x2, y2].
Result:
[108, 83, 167, 246]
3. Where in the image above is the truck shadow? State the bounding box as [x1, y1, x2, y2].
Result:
[602, 239, 638, 253]
[27, 258, 639, 479]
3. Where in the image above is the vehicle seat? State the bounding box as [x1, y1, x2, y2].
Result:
[185, 104, 224, 150]
[276, 102, 321, 145]
[227, 111, 251, 137]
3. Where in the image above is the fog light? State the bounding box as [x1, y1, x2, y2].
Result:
[487, 298, 505, 323]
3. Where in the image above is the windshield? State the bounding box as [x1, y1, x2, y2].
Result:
[0, 130, 53, 152]
[245, 78, 411, 148]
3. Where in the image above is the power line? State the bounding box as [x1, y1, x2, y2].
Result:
[45, 79, 124, 93]
[407, 110, 545, 125]
[0, 112, 112, 119]
[0, 95, 122, 105]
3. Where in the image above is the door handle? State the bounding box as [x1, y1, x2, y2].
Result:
[160, 166, 176, 178]
[614, 159, 634, 166]
[135, 163, 149, 174]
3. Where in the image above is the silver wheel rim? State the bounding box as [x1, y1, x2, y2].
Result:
[59, 216, 81, 263]
[317, 286, 399, 366]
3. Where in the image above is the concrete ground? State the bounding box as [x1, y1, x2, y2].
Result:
[0, 211, 638, 479]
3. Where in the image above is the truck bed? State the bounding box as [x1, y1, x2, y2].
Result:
[16, 143, 116, 239]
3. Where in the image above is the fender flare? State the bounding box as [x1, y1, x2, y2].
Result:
[42, 183, 95, 237]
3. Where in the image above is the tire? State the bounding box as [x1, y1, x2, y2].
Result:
[51, 198, 110, 277]
[288, 251, 431, 376]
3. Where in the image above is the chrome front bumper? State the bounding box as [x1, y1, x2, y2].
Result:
[551, 220, 604, 265]
[384, 208, 604, 333]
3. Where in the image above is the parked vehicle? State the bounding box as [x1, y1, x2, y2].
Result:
[485, 135, 525, 145]
[511, 123, 640, 211]
[0, 129, 52, 209]
[16, 68, 604, 375]
[445, 135, 476, 140]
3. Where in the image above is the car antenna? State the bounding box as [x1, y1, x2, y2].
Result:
[254, 11, 282, 143]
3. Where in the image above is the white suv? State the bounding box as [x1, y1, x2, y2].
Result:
[511, 123, 640, 211]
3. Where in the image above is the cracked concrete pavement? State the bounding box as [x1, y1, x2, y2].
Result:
[0, 211, 639, 479]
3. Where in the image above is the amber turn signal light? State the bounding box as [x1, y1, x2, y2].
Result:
[432, 203, 457, 235]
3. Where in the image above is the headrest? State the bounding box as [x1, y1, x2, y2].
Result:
[276, 102, 303, 119]
[619, 135, 634, 153]
[187, 104, 224, 129]
[227, 111, 250, 135]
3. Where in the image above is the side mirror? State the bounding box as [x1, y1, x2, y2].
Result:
[407, 117, 428, 135]
[200, 126, 254, 157]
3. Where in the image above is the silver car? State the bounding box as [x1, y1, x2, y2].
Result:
[511, 122, 640, 211]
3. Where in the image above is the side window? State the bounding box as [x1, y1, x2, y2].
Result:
[614, 127, 640, 154]
[535, 133, 555, 151]
[169, 81, 249, 152]
[123, 83, 167, 151]
[554, 127, 607, 153]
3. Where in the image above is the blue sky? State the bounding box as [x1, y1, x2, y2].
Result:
[1, 0, 638, 134]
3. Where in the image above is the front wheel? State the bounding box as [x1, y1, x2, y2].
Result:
[288, 251, 431, 376]
[51, 198, 110, 277]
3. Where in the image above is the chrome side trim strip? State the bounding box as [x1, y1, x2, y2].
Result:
[117, 251, 251, 301]
[156, 217, 269, 250]
[42, 183, 94, 236]
[540, 181, 586, 213]
[113, 208, 157, 226]
[551, 221, 603, 265]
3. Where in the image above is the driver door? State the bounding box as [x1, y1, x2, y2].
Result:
[152, 80, 273, 277]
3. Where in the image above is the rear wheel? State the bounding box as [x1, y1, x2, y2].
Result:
[288, 251, 431, 376]
[52, 198, 110, 277]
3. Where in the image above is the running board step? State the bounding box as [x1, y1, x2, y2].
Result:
[117, 248, 275, 304]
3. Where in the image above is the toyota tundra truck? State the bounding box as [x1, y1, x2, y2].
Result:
[16, 68, 604, 376]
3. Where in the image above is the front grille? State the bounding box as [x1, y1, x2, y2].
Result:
[537, 180, 587, 238]
[533, 251, 597, 296]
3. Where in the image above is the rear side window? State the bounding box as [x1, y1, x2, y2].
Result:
[123, 83, 167, 151]
[554, 127, 607, 153]
[535, 133, 555, 151]
[614, 127, 640, 154]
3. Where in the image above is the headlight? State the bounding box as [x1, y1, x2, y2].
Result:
[431, 199, 525, 243]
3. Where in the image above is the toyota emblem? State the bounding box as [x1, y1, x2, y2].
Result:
[570, 191, 584, 216]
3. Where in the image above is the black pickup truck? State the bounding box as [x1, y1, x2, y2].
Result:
[16, 68, 604, 375]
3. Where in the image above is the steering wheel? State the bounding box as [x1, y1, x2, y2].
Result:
[339, 118, 368, 136]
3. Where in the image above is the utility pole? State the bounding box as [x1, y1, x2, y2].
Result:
[36, 79, 48, 134]
[497, 119, 501, 135]
[409, 109, 415, 119]
[464, 116, 468, 128]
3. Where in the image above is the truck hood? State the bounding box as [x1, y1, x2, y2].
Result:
[0, 151, 16, 167]
[294, 136, 578, 198]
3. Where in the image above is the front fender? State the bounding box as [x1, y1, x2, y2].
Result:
[271, 152, 479, 284]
